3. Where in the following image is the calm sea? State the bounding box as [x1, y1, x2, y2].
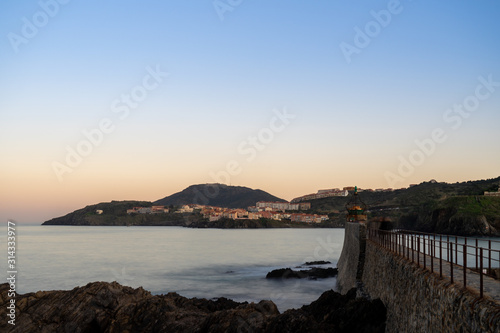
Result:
[11, 226, 345, 311]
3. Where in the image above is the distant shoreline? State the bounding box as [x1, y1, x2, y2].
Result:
[42, 217, 344, 229]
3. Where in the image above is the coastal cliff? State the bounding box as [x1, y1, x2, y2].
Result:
[0, 282, 385, 332]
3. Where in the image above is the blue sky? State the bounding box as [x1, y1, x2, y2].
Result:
[1, 1, 499, 223]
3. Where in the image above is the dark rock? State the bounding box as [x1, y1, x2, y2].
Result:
[0, 282, 273, 333]
[265, 288, 386, 333]
[201, 300, 279, 332]
[265, 308, 319, 332]
[266, 267, 338, 279]
[0, 282, 385, 333]
[307, 267, 338, 279]
[304, 260, 331, 265]
[266, 268, 305, 279]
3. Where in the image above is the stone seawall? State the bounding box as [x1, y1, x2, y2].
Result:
[362, 241, 500, 333]
[336, 223, 500, 332]
[336, 222, 366, 294]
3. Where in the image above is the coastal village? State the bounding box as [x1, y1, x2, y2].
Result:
[126, 202, 329, 224]
[93, 181, 500, 224]
[123, 186, 399, 223]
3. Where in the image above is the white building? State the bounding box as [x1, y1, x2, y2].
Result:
[256, 201, 309, 211]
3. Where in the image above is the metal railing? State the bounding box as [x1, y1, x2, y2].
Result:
[367, 228, 500, 298]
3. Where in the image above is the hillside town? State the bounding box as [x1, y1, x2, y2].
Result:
[123, 183, 449, 224]
[123, 186, 408, 223]
[126, 200, 329, 224]
[290, 186, 407, 203]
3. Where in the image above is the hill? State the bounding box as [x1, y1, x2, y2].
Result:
[42, 184, 287, 226]
[153, 184, 286, 208]
[42, 200, 203, 226]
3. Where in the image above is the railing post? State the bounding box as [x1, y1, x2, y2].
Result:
[396, 232, 398, 254]
[431, 239, 434, 273]
[428, 234, 431, 256]
[450, 242, 454, 284]
[475, 238, 478, 270]
[407, 234, 409, 260]
[463, 237, 465, 268]
[423, 237, 426, 269]
[397, 233, 399, 255]
[446, 235, 450, 261]
[428, 235, 431, 260]
[439, 237, 443, 278]
[411, 235, 414, 263]
[401, 233, 404, 256]
[480, 248, 483, 298]
[394, 232, 396, 253]
[463, 244, 467, 289]
[455, 236, 458, 265]
[488, 240, 492, 274]
[417, 236, 420, 267]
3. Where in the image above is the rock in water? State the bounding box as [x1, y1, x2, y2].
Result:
[266, 267, 338, 279]
[304, 260, 331, 265]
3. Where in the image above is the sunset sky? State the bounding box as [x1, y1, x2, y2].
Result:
[1, 1, 499, 223]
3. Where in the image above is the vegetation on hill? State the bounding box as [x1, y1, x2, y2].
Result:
[153, 184, 286, 208]
[42, 201, 200, 226]
[306, 177, 500, 236]
[398, 196, 500, 236]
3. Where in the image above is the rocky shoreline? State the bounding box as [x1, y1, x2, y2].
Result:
[0, 281, 386, 332]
